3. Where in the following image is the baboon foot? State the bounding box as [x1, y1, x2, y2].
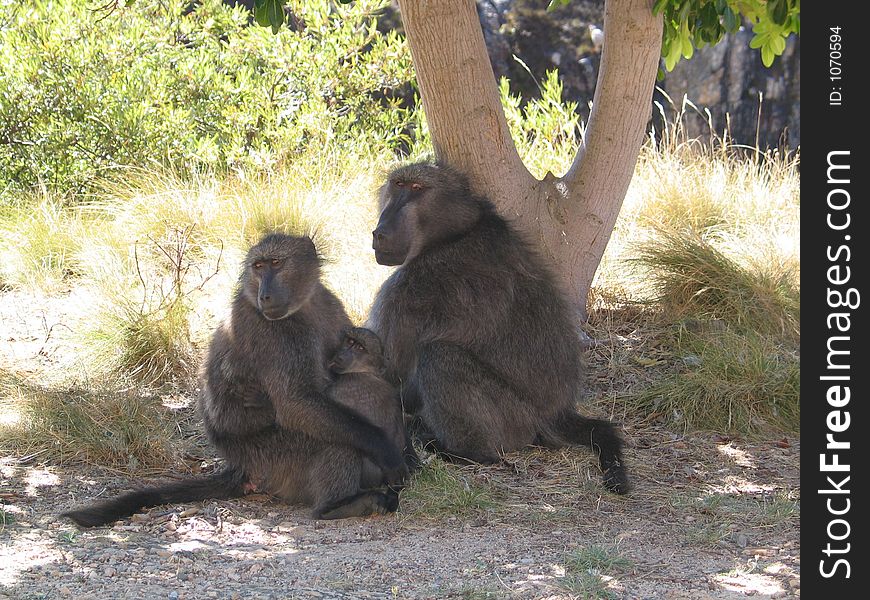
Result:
[313, 489, 399, 520]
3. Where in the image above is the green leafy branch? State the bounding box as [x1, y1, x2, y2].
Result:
[549, 0, 799, 72]
[655, 0, 799, 71]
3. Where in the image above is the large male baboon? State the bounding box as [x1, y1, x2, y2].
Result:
[63, 234, 407, 527]
[368, 162, 629, 493]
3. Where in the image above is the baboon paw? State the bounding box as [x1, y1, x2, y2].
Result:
[381, 491, 400, 514]
[382, 464, 409, 487]
[602, 467, 630, 495]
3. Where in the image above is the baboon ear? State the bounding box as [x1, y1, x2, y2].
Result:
[301, 233, 327, 265]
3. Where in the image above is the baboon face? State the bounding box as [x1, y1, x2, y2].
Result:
[242, 234, 321, 320]
[329, 327, 385, 375]
[372, 163, 477, 266]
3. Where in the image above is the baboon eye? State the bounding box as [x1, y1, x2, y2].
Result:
[253, 262, 264, 270]
[395, 180, 405, 187]
[271, 258, 282, 267]
[410, 182, 423, 191]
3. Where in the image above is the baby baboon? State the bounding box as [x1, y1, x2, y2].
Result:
[369, 162, 629, 494]
[327, 327, 419, 477]
[62, 234, 407, 527]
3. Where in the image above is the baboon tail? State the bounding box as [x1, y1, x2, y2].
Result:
[548, 410, 630, 495]
[61, 468, 248, 527]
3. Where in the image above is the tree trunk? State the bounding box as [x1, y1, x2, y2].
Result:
[397, 0, 663, 319]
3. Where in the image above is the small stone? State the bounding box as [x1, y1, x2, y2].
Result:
[179, 508, 200, 518]
[168, 592, 179, 600]
[103, 567, 117, 577]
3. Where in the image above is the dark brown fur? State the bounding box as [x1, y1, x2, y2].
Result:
[369, 162, 629, 493]
[327, 327, 419, 484]
[62, 234, 407, 527]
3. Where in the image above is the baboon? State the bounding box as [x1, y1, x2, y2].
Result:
[327, 327, 419, 478]
[368, 162, 629, 494]
[62, 234, 407, 527]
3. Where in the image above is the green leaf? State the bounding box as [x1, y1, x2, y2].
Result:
[761, 44, 774, 67]
[547, 0, 571, 11]
[749, 33, 765, 49]
[771, 34, 786, 54]
[653, 0, 670, 15]
[681, 32, 694, 59]
[254, 2, 270, 28]
[267, 0, 284, 34]
[723, 7, 738, 32]
[664, 34, 683, 70]
[768, 0, 789, 26]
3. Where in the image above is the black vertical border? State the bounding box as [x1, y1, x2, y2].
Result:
[802, 3, 865, 596]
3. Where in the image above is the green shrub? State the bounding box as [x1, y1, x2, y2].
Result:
[0, 0, 416, 197]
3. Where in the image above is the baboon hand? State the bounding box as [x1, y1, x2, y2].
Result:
[375, 443, 408, 487]
[381, 461, 409, 488]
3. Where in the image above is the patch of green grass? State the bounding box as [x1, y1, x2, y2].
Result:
[622, 327, 799, 433]
[0, 369, 186, 472]
[631, 228, 799, 339]
[757, 491, 800, 526]
[685, 523, 731, 546]
[565, 545, 634, 573]
[557, 545, 631, 600]
[559, 573, 616, 600]
[59, 530, 78, 544]
[671, 490, 800, 531]
[400, 459, 502, 518]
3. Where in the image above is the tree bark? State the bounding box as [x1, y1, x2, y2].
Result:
[396, 0, 663, 319]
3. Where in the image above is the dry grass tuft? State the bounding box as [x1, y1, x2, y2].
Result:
[0, 368, 190, 472]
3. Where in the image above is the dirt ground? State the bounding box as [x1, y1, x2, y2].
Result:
[0, 290, 800, 599]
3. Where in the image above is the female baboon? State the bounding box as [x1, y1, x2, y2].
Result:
[62, 234, 407, 527]
[369, 162, 629, 494]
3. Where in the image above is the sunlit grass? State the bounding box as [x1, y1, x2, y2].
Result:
[0, 192, 89, 292]
[0, 369, 186, 471]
